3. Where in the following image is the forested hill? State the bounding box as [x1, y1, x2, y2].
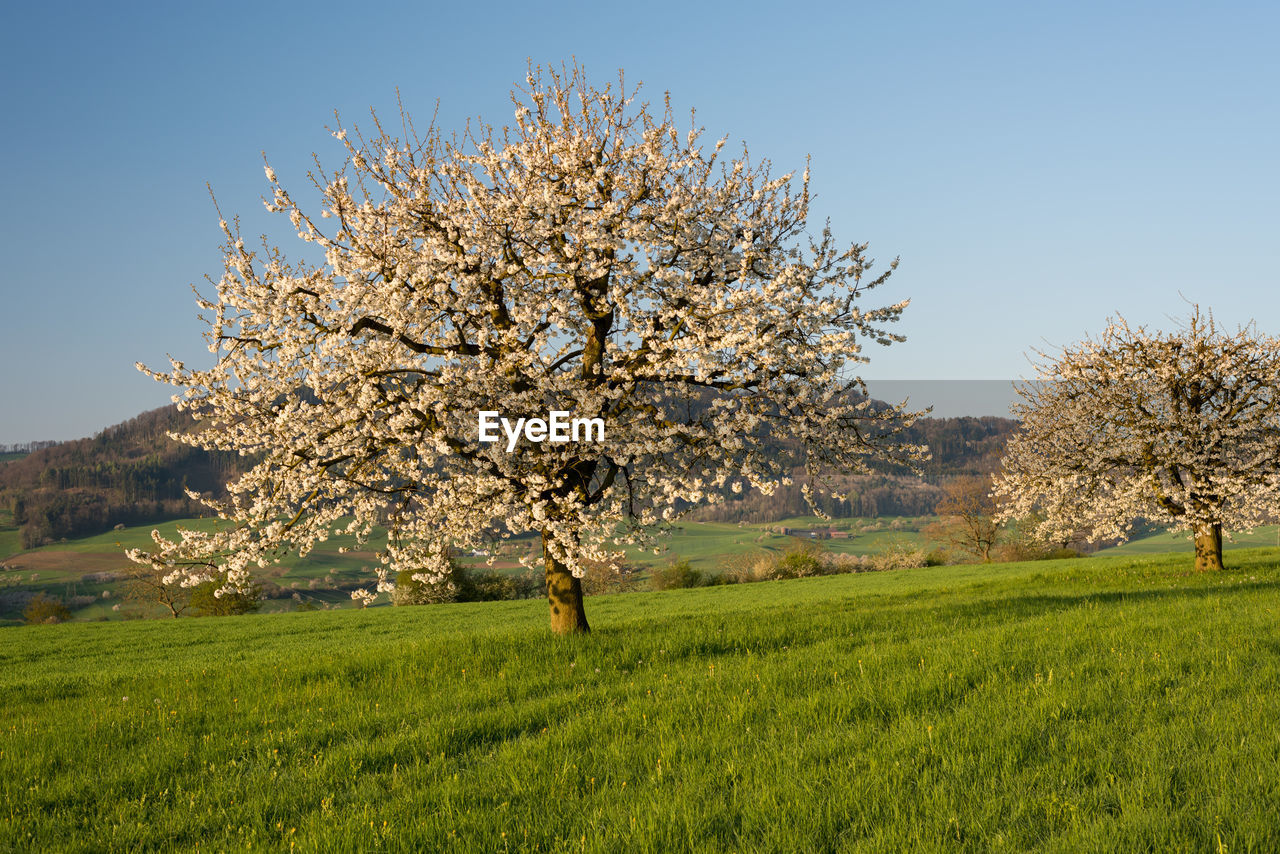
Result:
[690, 415, 1019, 524]
[905, 416, 1019, 477]
[0, 406, 1019, 548]
[0, 407, 250, 549]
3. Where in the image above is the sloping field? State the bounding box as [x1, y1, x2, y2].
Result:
[1101, 525, 1280, 555]
[4, 549, 1280, 851]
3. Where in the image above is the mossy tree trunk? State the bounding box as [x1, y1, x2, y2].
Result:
[1193, 521, 1224, 571]
[544, 535, 590, 635]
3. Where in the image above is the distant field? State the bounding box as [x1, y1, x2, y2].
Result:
[0, 452, 27, 464]
[4, 549, 1280, 850]
[1, 516, 935, 622]
[618, 517, 930, 571]
[1100, 525, 1280, 555]
[0, 528, 19, 562]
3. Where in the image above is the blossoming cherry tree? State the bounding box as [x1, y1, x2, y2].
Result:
[995, 308, 1280, 571]
[127, 64, 922, 633]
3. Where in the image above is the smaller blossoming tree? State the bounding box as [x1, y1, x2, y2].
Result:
[125, 63, 924, 633]
[993, 308, 1280, 570]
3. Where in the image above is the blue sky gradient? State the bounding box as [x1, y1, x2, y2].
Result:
[2, 1, 1276, 442]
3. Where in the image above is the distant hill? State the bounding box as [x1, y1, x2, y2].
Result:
[0, 407, 251, 549]
[690, 415, 1019, 523]
[0, 405, 1019, 548]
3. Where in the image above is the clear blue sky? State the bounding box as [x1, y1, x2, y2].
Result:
[2, 1, 1276, 443]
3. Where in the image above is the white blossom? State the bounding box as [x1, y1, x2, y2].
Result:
[994, 307, 1280, 570]
[127, 63, 923, 629]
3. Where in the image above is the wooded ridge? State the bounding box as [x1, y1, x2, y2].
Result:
[1, 405, 1017, 548]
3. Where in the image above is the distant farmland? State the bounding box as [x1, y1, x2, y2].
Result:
[1, 516, 938, 622]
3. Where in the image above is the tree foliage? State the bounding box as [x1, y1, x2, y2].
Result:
[22, 592, 71, 624]
[126, 63, 922, 632]
[994, 308, 1280, 570]
[924, 475, 1000, 562]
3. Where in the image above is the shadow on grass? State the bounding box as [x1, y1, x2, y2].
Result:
[590, 572, 1280, 668]
[931, 575, 1280, 626]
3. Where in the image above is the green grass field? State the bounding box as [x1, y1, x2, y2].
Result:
[1101, 525, 1280, 555]
[4, 548, 1280, 851]
[4, 516, 930, 561]
[0, 527, 19, 562]
[616, 518, 928, 571]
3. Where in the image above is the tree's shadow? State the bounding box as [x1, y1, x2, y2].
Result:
[940, 574, 1280, 619]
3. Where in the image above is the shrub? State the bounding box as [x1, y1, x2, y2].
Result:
[190, 573, 262, 616]
[651, 560, 705, 590]
[924, 549, 950, 567]
[767, 543, 827, 579]
[818, 552, 869, 573]
[464, 568, 543, 601]
[393, 560, 542, 605]
[867, 546, 929, 572]
[581, 559, 644, 595]
[994, 540, 1052, 562]
[256, 580, 287, 599]
[392, 566, 462, 605]
[719, 552, 772, 584]
[291, 592, 319, 612]
[23, 593, 71, 624]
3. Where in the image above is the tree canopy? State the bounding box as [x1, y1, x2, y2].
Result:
[994, 308, 1280, 571]
[127, 63, 922, 632]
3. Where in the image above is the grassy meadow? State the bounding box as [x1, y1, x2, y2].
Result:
[4, 548, 1280, 851]
[1102, 526, 1280, 555]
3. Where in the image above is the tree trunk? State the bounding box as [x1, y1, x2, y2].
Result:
[544, 536, 590, 635]
[1193, 522, 1224, 571]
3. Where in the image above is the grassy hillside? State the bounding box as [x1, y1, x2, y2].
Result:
[0, 508, 19, 561]
[4, 549, 1280, 851]
[1101, 525, 1280, 555]
[618, 517, 929, 570]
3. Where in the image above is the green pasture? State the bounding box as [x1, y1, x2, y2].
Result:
[622, 517, 930, 571]
[0, 527, 19, 563]
[25, 517, 391, 557]
[1101, 525, 1280, 555]
[5, 548, 1280, 851]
